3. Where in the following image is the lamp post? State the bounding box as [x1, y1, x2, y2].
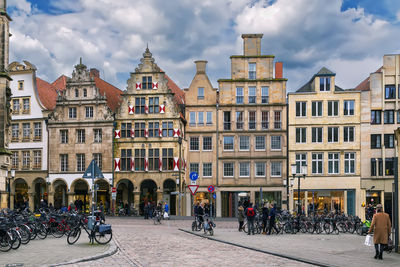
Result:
[6, 170, 15, 209]
[178, 136, 182, 216]
[291, 164, 307, 216]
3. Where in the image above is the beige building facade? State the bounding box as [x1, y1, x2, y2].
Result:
[288, 68, 361, 216]
[114, 48, 186, 216]
[216, 34, 288, 217]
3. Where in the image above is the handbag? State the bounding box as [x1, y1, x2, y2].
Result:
[364, 234, 373, 246]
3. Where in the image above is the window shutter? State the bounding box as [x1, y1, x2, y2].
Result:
[114, 130, 120, 139]
[128, 105, 134, 114]
[159, 105, 165, 114]
[130, 157, 135, 172]
[145, 158, 149, 172]
[114, 158, 120, 172]
[130, 129, 135, 138]
[173, 157, 180, 171]
[145, 104, 149, 114]
[145, 129, 149, 138]
[136, 82, 141, 90]
[152, 82, 158, 90]
[159, 158, 162, 172]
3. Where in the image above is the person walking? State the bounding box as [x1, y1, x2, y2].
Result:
[268, 203, 279, 235]
[261, 203, 269, 234]
[144, 202, 149, 219]
[368, 204, 391, 260]
[237, 205, 245, 231]
[245, 203, 256, 235]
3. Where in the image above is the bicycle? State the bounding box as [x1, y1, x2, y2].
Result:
[153, 210, 162, 225]
[191, 215, 203, 231]
[67, 215, 112, 245]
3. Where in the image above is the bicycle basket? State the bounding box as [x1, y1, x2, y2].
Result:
[99, 224, 112, 234]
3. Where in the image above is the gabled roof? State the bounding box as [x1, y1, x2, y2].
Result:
[165, 74, 185, 105]
[295, 67, 342, 93]
[316, 67, 335, 76]
[52, 75, 68, 91]
[354, 67, 383, 91]
[36, 77, 58, 110]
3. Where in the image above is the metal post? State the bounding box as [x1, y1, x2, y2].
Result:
[178, 137, 182, 216]
[298, 175, 301, 215]
[7, 177, 10, 209]
[394, 157, 399, 253]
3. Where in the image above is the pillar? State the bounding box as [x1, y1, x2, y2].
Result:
[10, 194, 14, 210]
[28, 192, 34, 211]
[304, 191, 308, 216]
[250, 190, 255, 204]
[133, 191, 140, 210]
[157, 189, 163, 204]
[289, 187, 294, 213]
[360, 189, 366, 220]
[216, 190, 222, 217]
[381, 190, 385, 210]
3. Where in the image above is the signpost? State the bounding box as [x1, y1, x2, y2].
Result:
[188, 185, 199, 196]
[111, 187, 117, 200]
[208, 185, 215, 193]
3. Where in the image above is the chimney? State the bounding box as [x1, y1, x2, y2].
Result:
[242, 34, 263, 56]
[195, 60, 207, 74]
[275, 62, 283, 79]
[90, 68, 100, 78]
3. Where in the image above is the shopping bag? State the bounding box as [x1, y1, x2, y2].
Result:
[163, 211, 169, 219]
[364, 234, 373, 246]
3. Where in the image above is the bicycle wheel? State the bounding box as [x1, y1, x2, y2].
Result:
[10, 229, 21, 250]
[94, 230, 112, 244]
[67, 227, 81, 245]
[191, 221, 196, 231]
[243, 222, 248, 233]
[196, 222, 203, 231]
[0, 232, 12, 252]
[37, 223, 48, 239]
[283, 223, 292, 234]
[324, 223, 332, 234]
[19, 225, 31, 245]
[209, 229, 214, 236]
[51, 224, 65, 238]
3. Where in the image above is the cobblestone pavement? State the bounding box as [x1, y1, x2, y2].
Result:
[67, 217, 310, 267]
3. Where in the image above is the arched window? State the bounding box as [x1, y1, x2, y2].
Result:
[83, 88, 87, 97]
[75, 89, 79, 97]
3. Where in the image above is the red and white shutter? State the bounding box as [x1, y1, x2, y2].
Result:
[145, 105, 149, 114]
[114, 158, 120, 172]
[130, 158, 135, 171]
[173, 157, 180, 171]
[114, 130, 121, 139]
[159, 105, 165, 114]
[152, 82, 158, 90]
[173, 129, 180, 138]
[145, 129, 149, 138]
[159, 158, 162, 172]
[128, 105, 134, 114]
[158, 128, 162, 137]
[145, 158, 149, 172]
[184, 159, 187, 171]
[136, 82, 141, 90]
[130, 129, 135, 138]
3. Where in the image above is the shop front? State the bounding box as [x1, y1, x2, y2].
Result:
[192, 191, 215, 217]
[255, 191, 282, 209]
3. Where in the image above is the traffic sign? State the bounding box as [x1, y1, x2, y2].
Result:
[208, 185, 215, 193]
[190, 180, 197, 185]
[112, 192, 116, 200]
[213, 193, 216, 199]
[189, 172, 198, 181]
[112, 187, 116, 193]
[83, 159, 104, 179]
[188, 185, 199, 196]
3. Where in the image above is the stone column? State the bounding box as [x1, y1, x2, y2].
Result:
[156, 189, 163, 204]
[360, 189, 366, 220]
[216, 191, 222, 217]
[133, 191, 140, 211]
[10, 194, 14, 210]
[304, 191, 308, 216]
[28, 192, 34, 211]
[48, 192, 54, 206]
[343, 191, 348, 215]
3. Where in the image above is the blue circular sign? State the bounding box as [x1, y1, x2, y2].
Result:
[189, 172, 198, 181]
[213, 193, 216, 199]
[208, 185, 215, 193]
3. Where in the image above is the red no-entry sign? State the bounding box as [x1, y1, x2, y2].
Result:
[208, 185, 215, 193]
[112, 187, 116, 193]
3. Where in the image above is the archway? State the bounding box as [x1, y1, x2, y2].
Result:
[72, 179, 89, 213]
[95, 179, 110, 212]
[33, 177, 47, 211]
[140, 179, 157, 208]
[13, 178, 28, 210]
[53, 179, 68, 209]
[163, 179, 177, 215]
[116, 179, 134, 214]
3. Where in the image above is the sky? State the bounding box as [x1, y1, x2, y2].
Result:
[7, 0, 400, 92]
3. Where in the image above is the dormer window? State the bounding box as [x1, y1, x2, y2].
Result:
[248, 63, 256, 80]
[142, 76, 152, 89]
[320, 77, 331, 91]
[75, 89, 79, 97]
[83, 88, 87, 97]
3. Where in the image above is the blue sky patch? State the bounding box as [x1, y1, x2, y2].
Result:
[341, 0, 400, 22]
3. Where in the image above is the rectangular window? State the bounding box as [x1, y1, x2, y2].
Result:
[261, 111, 269, 129]
[60, 130, 68, 144]
[22, 98, 30, 113]
[255, 136, 266, 150]
[312, 127, 323, 143]
[34, 122, 42, 141]
[327, 100, 339, 116]
[261, 86, 269, 104]
[239, 162, 250, 177]
[320, 77, 331, 91]
[33, 150, 41, 169]
[223, 136, 234, 151]
[190, 163, 199, 175]
[190, 137, 199, 151]
[12, 99, 20, 114]
[371, 134, 381, 149]
[148, 149, 159, 171]
[371, 110, 382, 124]
[378, 158, 383, 176]
[239, 136, 250, 151]
[398, 110, 400, 124]
[236, 87, 244, 104]
[223, 162, 234, 177]
[11, 124, 19, 141]
[343, 100, 355, 116]
[198, 112, 204, 125]
[371, 158, 376, 176]
[271, 162, 282, 177]
[385, 85, 396, 99]
[255, 162, 266, 177]
[69, 107, 77, 118]
[295, 153, 307, 174]
[271, 136, 281, 150]
[224, 111, 231, 130]
[296, 101, 307, 117]
[384, 110, 394, 124]
[248, 87, 256, 104]
[93, 153, 102, 170]
[203, 136, 212, 151]
[328, 153, 340, 174]
[76, 129, 85, 143]
[312, 101, 323, 116]
[189, 112, 196, 126]
[235, 111, 243, 130]
[162, 148, 174, 170]
[148, 122, 159, 138]
[18, 80, 24, 90]
[85, 106, 94, 118]
[135, 122, 146, 137]
[142, 76, 152, 90]
[249, 111, 256, 130]
[121, 149, 133, 171]
[203, 163, 212, 177]
[343, 126, 354, 142]
[22, 151, 30, 169]
[162, 121, 173, 137]
[249, 63, 256, 79]
[274, 111, 281, 129]
[22, 123, 30, 140]
[206, 111, 212, 125]
[344, 152, 355, 174]
[148, 97, 159, 114]
[198, 87, 204, 99]
[135, 97, 146, 114]
[76, 154, 85, 172]
[312, 153, 323, 174]
[385, 158, 394, 175]
[94, 129, 102, 143]
[12, 151, 19, 169]
[60, 154, 68, 172]
[328, 127, 339, 142]
[296, 127, 307, 143]
[384, 134, 394, 148]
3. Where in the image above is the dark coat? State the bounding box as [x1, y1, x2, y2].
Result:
[369, 212, 391, 244]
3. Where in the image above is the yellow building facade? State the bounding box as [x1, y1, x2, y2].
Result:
[288, 68, 362, 216]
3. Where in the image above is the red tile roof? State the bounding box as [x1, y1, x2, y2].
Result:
[52, 75, 68, 91]
[36, 77, 58, 110]
[165, 74, 185, 105]
[354, 67, 382, 91]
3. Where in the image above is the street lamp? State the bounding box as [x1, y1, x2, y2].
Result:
[291, 164, 307, 216]
[6, 169, 15, 209]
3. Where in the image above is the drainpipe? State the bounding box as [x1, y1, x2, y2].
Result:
[286, 100, 289, 210]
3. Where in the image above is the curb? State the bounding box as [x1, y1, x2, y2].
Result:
[47, 239, 118, 267]
[179, 228, 335, 267]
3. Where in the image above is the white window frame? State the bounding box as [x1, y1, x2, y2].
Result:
[328, 127, 339, 143]
[239, 162, 250, 177]
[198, 112, 204, 125]
[189, 112, 196, 126]
[248, 86, 256, 104]
[296, 101, 307, 117]
[343, 126, 354, 142]
[85, 106, 94, 118]
[248, 63, 256, 79]
[311, 127, 323, 143]
[312, 153, 323, 174]
[202, 136, 212, 151]
[328, 153, 340, 174]
[344, 152, 355, 174]
[255, 162, 266, 177]
[239, 136, 250, 151]
[203, 163, 212, 177]
[223, 136, 234, 151]
[223, 162, 234, 177]
[236, 87, 244, 104]
[343, 100, 355, 116]
[271, 136, 281, 151]
[198, 87, 204, 99]
[206, 111, 212, 125]
[270, 161, 282, 177]
[328, 101, 339, 116]
[295, 153, 307, 174]
[312, 101, 323, 117]
[296, 127, 307, 143]
[255, 136, 266, 151]
[261, 86, 269, 104]
[189, 137, 199, 151]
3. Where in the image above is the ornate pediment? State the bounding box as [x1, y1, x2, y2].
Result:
[135, 47, 161, 73]
[8, 61, 37, 72]
[70, 57, 92, 82]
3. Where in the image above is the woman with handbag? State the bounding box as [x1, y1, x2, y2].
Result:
[368, 204, 391, 260]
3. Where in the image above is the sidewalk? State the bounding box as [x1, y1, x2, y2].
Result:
[186, 228, 400, 267]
